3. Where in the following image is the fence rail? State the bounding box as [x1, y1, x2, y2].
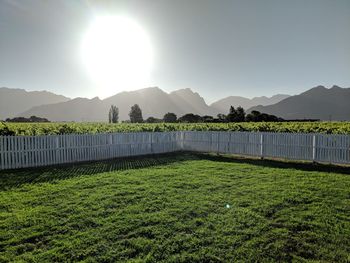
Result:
[1, 131, 350, 170]
[182, 131, 350, 164]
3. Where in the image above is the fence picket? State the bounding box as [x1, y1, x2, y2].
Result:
[0, 131, 349, 170]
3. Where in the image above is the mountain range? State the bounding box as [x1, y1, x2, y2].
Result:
[18, 87, 218, 122]
[1, 85, 349, 121]
[249, 85, 350, 121]
[17, 87, 288, 122]
[0, 87, 69, 120]
[210, 94, 290, 113]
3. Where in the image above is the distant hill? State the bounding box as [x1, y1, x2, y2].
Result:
[0, 87, 70, 120]
[21, 87, 216, 122]
[211, 94, 290, 114]
[23, 97, 107, 122]
[7, 85, 350, 122]
[104, 87, 216, 120]
[248, 85, 350, 120]
[169, 88, 216, 116]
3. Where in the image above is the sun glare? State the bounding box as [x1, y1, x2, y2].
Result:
[81, 16, 154, 97]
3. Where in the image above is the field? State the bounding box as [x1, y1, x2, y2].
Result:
[1, 153, 349, 262]
[1, 121, 350, 136]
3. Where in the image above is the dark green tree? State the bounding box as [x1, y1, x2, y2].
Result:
[163, 112, 177, 123]
[226, 106, 237, 122]
[108, 105, 119, 123]
[202, 115, 214, 122]
[216, 114, 227, 123]
[245, 110, 282, 122]
[235, 106, 246, 122]
[178, 113, 202, 123]
[246, 110, 261, 122]
[145, 117, 162, 123]
[129, 104, 143, 123]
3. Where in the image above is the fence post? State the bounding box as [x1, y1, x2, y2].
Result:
[260, 133, 264, 159]
[228, 132, 231, 154]
[0, 136, 3, 170]
[312, 134, 316, 163]
[108, 133, 112, 158]
[55, 136, 59, 164]
[180, 131, 184, 151]
[216, 132, 220, 154]
[108, 133, 112, 145]
[151, 133, 154, 154]
[209, 131, 212, 153]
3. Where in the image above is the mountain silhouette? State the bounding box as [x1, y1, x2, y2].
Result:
[20, 87, 216, 122]
[3, 85, 349, 122]
[21, 97, 106, 122]
[210, 94, 290, 114]
[169, 88, 217, 116]
[0, 87, 69, 120]
[248, 85, 350, 120]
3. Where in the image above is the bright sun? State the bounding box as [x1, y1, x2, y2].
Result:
[81, 16, 154, 97]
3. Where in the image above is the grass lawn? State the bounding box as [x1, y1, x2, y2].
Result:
[1, 153, 350, 262]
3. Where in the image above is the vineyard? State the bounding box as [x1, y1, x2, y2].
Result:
[1, 121, 350, 135]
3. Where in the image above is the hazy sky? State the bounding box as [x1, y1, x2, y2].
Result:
[0, 0, 349, 103]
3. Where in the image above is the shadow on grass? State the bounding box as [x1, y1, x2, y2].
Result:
[193, 152, 350, 175]
[1, 152, 349, 191]
[0, 152, 197, 191]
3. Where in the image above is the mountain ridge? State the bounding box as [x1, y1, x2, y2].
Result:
[3, 85, 348, 122]
[0, 87, 70, 120]
[210, 94, 290, 114]
[248, 85, 350, 120]
[21, 87, 218, 121]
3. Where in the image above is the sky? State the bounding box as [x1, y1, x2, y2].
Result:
[0, 0, 349, 103]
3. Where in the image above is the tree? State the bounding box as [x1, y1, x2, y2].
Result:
[145, 117, 162, 123]
[235, 106, 246, 122]
[202, 115, 214, 122]
[225, 106, 246, 122]
[216, 114, 227, 123]
[163, 112, 177, 123]
[178, 113, 202, 123]
[246, 110, 262, 122]
[5, 116, 50, 123]
[226, 106, 237, 122]
[245, 110, 283, 122]
[108, 105, 119, 123]
[129, 104, 143, 123]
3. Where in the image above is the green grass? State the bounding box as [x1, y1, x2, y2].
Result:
[1, 153, 350, 262]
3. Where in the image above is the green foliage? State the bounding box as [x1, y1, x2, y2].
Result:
[5, 115, 49, 123]
[129, 104, 143, 123]
[108, 105, 119, 123]
[1, 122, 350, 136]
[217, 114, 227, 122]
[163, 112, 177, 123]
[0, 122, 15, 136]
[178, 113, 202, 123]
[246, 110, 281, 122]
[227, 106, 246, 122]
[145, 117, 162, 123]
[0, 153, 349, 261]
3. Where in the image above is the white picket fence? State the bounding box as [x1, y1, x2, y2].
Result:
[0, 132, 181, 170]
[0, 131, 350, 170]
[181, 131, 350, 164]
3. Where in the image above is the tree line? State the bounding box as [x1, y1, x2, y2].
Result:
[108, 104, 284, 123]
[5, 116, 50, 123]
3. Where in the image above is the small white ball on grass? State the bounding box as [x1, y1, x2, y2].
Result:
[226, 204, 230, 208]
